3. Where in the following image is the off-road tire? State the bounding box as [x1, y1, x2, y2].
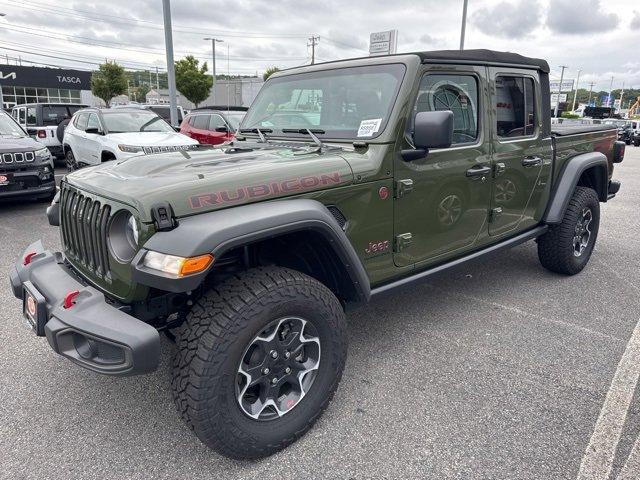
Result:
[537, 186, 600, 275]
[171, 266, 347, 460]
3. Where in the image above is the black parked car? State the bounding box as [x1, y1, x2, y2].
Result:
[617, 124, 634, 145]
[0, 110, 56, 202]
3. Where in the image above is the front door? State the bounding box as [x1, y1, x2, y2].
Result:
[488, 69, 550, 236]
[393, 67, 493, 268]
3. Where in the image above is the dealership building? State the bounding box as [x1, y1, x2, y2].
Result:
[0, 64, 99, 110]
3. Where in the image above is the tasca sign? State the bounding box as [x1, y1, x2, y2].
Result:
[0, 65, 91, 89]
[369, 30, 398, 56]
[549, 79, 575, 93]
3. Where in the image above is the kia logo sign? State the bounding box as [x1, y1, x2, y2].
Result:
[0, 65, 91, 89]
[0, 71, 17, 80]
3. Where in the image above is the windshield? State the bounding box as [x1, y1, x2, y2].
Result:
[241, 64, 406, 139]
[102, 111, 175, 133]
[0, 112, 26, 136]
[225, 112, 245, 130]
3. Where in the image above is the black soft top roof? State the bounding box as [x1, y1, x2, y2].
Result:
[416, 49, 550, 73]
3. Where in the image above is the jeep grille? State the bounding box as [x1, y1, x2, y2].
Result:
[60, 186, 111, 277]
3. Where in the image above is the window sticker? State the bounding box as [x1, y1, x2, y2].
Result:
[357, 118, 383, 137]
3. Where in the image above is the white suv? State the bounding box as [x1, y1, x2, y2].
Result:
[63, 107, 199, 170]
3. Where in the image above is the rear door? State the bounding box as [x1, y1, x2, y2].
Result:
[190, 114, 210, 143]
[488, 69, 551, 236]
[393, 66, 493, 267]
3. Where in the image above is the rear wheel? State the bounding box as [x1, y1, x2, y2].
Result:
[537, 186, 600, 275]
[65, 148, 77, 172]
[172, 266, 347, 460]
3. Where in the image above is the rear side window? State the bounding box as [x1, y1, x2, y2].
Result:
[209, 114, 226, 130]
[414, 74, 479, 145]
[26, 107, 37, 126]
[18, 108, 25, 124]
[192, 115, 209, 129]
[74, 113, 89, 131]
[496, 76, 536, 138]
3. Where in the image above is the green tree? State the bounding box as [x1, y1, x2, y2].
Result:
[91, 61, 128, 106]
[263, 66, 281, 81]
[175, 56, 212, 107]
[136, 84, 150, 103]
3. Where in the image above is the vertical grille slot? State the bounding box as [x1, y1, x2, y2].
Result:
[59, 185, 111, 278]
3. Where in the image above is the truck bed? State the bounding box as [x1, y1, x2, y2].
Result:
[551, 124, 616, 136]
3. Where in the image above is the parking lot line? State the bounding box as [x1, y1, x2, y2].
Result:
[617, 434, 640, 479]
[577, 318, 640, 480]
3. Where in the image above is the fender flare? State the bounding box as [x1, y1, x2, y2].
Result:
[543, 151, 608, 224]
[132, 199, 371, 304]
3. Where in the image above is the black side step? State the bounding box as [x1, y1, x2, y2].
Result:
[370, 225, 548, 296]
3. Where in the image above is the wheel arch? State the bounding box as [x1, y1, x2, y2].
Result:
[543, 151, 609, 224]
[101, 150, 117, 162]
[133, 199, 371, 307]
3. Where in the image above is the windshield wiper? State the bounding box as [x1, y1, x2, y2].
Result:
[239, 128, 273, 142]
[282, 128, 326, 150]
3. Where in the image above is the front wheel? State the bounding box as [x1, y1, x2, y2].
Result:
[537, 186, 600, 275]
[65, 148, 77, 172]
[172, 267, 347, 460]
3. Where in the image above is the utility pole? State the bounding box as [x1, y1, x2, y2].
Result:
[460, 0, 469, 50]
[618, 82, 624, 113]
[607, 76, 614, 107]
[308, 36, 320, 64]
[155, 66, 159, 90]
[587, 82, 595, 105]
[161, 0, 178, 127]
[204, 37, 224, 105]
[554, 65, 568, 118]
[570, 69, 581, 113]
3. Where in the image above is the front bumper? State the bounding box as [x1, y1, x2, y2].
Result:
[0, 164, 55, 199]
[10, 241, 160, 376]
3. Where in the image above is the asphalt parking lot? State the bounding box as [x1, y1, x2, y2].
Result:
[1, 150, 639, 479]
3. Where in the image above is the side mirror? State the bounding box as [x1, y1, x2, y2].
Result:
[414, 110, 454, 150]
[85, 127, 103, 135]
[215, 126, 229, 133]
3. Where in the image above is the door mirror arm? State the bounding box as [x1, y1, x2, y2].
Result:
[401, 148, 428, 161]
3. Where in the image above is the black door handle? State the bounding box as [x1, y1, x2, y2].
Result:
[522, 156, 542, 167]
[466, 165, 491, 177]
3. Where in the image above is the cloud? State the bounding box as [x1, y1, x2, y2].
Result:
[546, 0, 619, 34]
[470, 0, 542, 39]
[419, 34, 445, 48]
[631, 11, 640, 30]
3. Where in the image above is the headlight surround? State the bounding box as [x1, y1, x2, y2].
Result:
[143, 251, 213, 277]
[108, 210, 139, 263]
[118, 144, 144, 153]
[34, 147, 50, 161]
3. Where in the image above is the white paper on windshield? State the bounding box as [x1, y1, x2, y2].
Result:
[357, 118, 382, 137]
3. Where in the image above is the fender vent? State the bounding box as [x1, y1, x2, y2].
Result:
[327, 206, 347, 230]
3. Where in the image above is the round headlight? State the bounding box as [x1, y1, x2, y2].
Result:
[108, 210, 139, 263]
[126, 214, 139, 246]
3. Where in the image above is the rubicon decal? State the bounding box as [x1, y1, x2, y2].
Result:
[188, 172, 342, 209]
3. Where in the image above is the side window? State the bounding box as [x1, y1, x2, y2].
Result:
[495, 76, 536, 138]
[209, 114, 226, 130]
[86, 114, 101, 131]
[414, 74, 479, 145]
[193, 115, 209, 129]
[26, 107, 37, 126]
[18, 108, 26, 124]
[75, 113, 89, 131]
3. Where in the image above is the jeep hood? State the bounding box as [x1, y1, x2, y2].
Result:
[64, 146, 354, 222]
[105, 131, 198, 146]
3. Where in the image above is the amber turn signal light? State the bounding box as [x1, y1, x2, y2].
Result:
[178, 254, 214, 276]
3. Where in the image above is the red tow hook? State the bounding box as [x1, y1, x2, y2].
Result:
[63, 290, 80, 309]
[23, 252, 37, 266]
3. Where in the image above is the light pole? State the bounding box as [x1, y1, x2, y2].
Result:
[161, 0, 178, 127]
[460, 0, 468, 50]
[0, 13, 6, 110]
[607, 76, 614, 108]
[570, 69, 581, 113]
[554, 65, 568, 118]
[587, 82, 595, 105]
[204, 37, 224, 105]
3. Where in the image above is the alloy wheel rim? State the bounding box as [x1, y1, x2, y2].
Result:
[236, 317, 321, 421]
[573, 208, 592, 257]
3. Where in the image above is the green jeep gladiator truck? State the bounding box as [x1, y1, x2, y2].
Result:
[10, 50, 625, 459]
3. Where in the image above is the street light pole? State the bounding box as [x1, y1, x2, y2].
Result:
[570, 69, 581, 113]
[460, 0, 468, 50]
[0, 13, 6, 110]
[204, 37, 224, 105]
[587, 82, 595, 105]
[161, 0, 178, 127]
[554, 65, 568, 118]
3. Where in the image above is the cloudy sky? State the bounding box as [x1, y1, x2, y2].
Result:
[0, 0, 638, 91]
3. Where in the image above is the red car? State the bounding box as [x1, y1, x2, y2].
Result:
[179, 108, 247, 145]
